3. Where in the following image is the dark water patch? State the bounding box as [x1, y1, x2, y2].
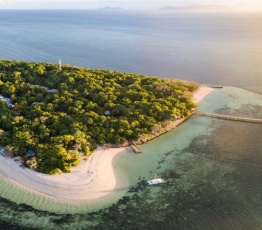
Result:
[181, 117, 262, 229]
[76, 152, 237, 230]
[185, 119, 262, 164]
[216, 104, 262, 119]
[0, 222, 31, 230]
[69, 117, 261, 229]
[156, 149, 176, 170]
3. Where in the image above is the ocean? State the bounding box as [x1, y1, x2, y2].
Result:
[0, 10, 262, 229]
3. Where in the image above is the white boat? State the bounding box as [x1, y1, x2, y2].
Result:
[147, 174, 164, 185]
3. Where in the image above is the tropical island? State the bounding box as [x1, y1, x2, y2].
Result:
[0, 60, 199, 174]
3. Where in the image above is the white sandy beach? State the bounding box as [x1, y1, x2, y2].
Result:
[0, 146, 128, 201]
[193, 86, 214, 104]
[0, 86, 213, 203]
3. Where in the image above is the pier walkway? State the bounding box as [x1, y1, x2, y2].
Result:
[196, 111, 262, 124]
[131, 140, 142, 154]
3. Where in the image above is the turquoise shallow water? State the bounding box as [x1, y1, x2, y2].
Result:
[199, 87, 262, 114]
[1, 87, 262, 229]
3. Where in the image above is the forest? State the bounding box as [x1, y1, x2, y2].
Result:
[0, 60, 198, 174]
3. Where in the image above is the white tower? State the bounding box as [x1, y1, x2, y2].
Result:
[59, 59, 62, 71]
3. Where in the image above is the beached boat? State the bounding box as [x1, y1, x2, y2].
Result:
[147, 174, 164, 185]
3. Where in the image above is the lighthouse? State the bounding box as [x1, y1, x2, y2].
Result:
[59, 59, 62, 71]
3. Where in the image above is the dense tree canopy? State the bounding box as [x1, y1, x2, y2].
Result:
[0, 60, 198, 174]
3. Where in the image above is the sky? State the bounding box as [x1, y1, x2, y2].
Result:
[0, 0, 262, 10]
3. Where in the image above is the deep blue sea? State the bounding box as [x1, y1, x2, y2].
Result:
[1, 10, 262, 94]
[0, 10, 262, 229]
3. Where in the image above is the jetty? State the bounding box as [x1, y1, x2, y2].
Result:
[131, 140, 141, 154]
[209, 85, 223, 88]
[196, 111, 262, 124]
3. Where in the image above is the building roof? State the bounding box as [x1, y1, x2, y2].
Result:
[27, 149, 35, 155]
[47, 89, 59, 93]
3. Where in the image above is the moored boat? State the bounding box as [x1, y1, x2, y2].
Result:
[147, 174, 164, 185]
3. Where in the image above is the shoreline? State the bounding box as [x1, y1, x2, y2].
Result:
[193, 85, 214, 104]
[0, 146, 128, 202]
[0, 86, 214, 204]
[135, 86, 214, 144]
